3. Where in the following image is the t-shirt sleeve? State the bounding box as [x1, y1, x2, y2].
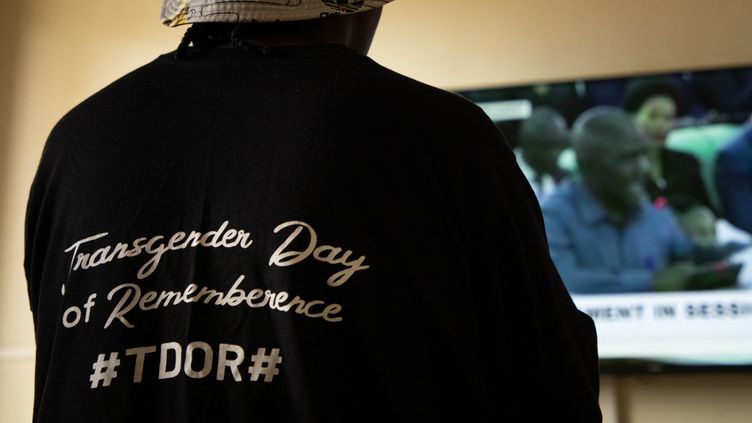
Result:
[433, 105, 602, 421]
[25, 119, 77, 324]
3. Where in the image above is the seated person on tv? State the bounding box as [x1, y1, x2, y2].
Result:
[674, 201, 718, 247]
[671, 197, 749, 262]
[715, 124, 752, 233]
[623, 77, 714, 212]
[541, 107, 698, 294]
[515, 107, 571, 201]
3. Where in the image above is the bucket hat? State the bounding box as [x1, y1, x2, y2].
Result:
[162, 0, 393, 27]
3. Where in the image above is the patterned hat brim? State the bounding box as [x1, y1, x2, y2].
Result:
[161, 0, 393, 27]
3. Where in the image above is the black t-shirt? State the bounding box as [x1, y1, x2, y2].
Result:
[25, 44, 601, 422]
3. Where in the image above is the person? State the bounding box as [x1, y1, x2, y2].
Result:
[715, 124, 752, 233]
[24, 1, 601, 422]
[623, 77, 713, 211]
[670, 196, 749, 263]
[674, 201, 719, 247]
[542, 107, 698, 294]
[515, 107, 571, 201]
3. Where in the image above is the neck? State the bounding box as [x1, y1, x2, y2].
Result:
[234, 9, 382, 55]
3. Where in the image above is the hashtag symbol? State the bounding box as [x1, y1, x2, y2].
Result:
[89, 352, 120, 389]
[248, 348, 283, 383]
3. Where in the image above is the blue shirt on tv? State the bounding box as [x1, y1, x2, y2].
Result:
[715, 125, 752, 233]
[541, 179, 694, 294]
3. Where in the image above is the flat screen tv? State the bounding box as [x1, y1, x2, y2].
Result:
[456, 64, 752, 373]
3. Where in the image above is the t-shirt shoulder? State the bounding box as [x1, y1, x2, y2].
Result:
[364, 55, 490, 124]
[52, 56, 171, 132]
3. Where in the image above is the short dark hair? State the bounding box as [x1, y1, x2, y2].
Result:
[622, 77, 686, 115]
[176, 23, 249, 59]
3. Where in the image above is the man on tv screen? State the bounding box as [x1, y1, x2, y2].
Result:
[541, 107, 699, 294]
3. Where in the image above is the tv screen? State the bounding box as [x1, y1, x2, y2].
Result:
[457, 64, 752, 372]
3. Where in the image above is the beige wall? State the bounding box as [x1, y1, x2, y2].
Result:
[0, 2, 184, 422]
[1, 1, 750, 422]
[371, 0, 752, 90]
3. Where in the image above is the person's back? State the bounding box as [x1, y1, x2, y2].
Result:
[25, 3, 601, 421]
